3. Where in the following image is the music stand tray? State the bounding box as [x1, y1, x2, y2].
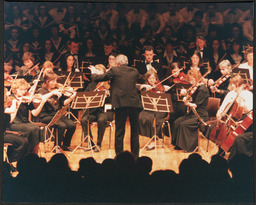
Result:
[49, 107, 69, 156]
[70, 91, 106, 155]
[140, 91, 173, 155]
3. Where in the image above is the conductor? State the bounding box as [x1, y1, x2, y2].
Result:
[88, 54, 145, 159]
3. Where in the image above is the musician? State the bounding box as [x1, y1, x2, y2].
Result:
[193, 35, 210, 62]
[138, 71, 170, 151]
[208, 60, 234, 102]
[4, 87, 28, 163]
[18, 52, 40, 80]
[135, 45, 163, 80]
[172, 69, 209, 152]
[106, 51, 118, 72]
[8, 78, 51, 154]
[238, 47, 253, 90]
[184, 50, 208, 77]
[36, 72, 77, 151]
[165, 63, 187, 128]
[81, 64, 113, 152]
[60, 39, 82, 72]
[215, 74, 253, 156]
[89, 54, 145, 159]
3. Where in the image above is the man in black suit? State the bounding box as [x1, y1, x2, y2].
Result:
[135, 45, 164, 80]
[89, 54, 144, 159]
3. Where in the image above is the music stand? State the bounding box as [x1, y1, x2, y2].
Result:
[55, 71, 85, 123]
[140, 91, 173, 155]
[70, 91, 106, 154]
[49, 107, 68, 155]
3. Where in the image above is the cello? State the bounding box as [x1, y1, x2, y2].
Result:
[221, 110, 253, 152]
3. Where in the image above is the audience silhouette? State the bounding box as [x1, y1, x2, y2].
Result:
[3, 151, 253, 203]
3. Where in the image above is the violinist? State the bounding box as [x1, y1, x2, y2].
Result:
[81, 64, 113, 152]
[172, 69, 209, 152]
[208, 60, 234, 102]
[36, 72, 77, 152]
[8, 78, 51, 154]
[215, 75, 253, 157]
[18, 52, 40, 79]
[138, 71, 170, 151]
[4, 87, 29, 164]
[165, 63, 187, 129]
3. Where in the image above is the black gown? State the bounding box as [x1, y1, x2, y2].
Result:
[172, 84, 209, 152]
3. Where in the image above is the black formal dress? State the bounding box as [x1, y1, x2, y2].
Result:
[80, 81, 113, 147]
[172, 84, 209, 152]
[92, 65, 144, 159]
[37, 87, 76, 147]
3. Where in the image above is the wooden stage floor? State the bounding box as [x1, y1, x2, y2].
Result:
[35, 121, 222, 174]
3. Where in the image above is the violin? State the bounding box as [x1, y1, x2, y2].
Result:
[23, 63, 40, 77]
[173, 73, 189, 84]
[4, 96, 15, 108]
[94, 81, 110, 91]
[55, 83, 76, 97]
[150, 80, 165, 93]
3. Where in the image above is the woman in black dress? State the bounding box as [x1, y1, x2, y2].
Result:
[172, 69, 209, 152]
[138, 70, 170, 150]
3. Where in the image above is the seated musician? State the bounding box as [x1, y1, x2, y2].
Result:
[36, 72, 77, 152]
[215, 74, 253, 156]
[172, 69, 209, 152]
[208, 59, 234, 102]
[238, 47, 253, 91]
[81, 64, 113, 152]
[138, 70, 170, 151]
[165, 63, 187, 131]
[4, 88, 28, 164]
[8, 78, 52, 154]
[18, 52, 40, 80]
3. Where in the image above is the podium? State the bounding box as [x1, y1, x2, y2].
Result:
[140, 91, 173, 155]
[70, 91, 106, 154]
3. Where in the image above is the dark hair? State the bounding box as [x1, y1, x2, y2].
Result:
[144, 45, 154, 53]
[62, 53, 75, 71]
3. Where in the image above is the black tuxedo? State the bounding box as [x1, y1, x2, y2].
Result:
[92, 65, 144, 158]
[135, 61, 164, 80]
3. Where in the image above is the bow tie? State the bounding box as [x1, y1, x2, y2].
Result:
[146, 62, 151, 65]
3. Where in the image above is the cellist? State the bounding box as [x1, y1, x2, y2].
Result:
[214, 74, 253, 156]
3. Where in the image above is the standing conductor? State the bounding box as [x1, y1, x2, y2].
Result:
[88, 54, 145, 159]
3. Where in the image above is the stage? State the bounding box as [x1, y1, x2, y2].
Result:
[12, 119, 221, 175]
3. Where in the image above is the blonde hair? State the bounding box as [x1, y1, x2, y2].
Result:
[11, 78, 30, 95]
[229, 74, 244, 88]
[42, 61, 54, 71]
[95, 64, 106, 73]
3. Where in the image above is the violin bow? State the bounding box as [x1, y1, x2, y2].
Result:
[23, 63, 40, 76]
[154, 67, 185, 87]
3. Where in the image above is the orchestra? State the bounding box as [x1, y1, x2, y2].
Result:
[3, 3, 253, 166]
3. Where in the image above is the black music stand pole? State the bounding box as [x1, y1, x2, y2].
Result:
[70, 91, 106, 155]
